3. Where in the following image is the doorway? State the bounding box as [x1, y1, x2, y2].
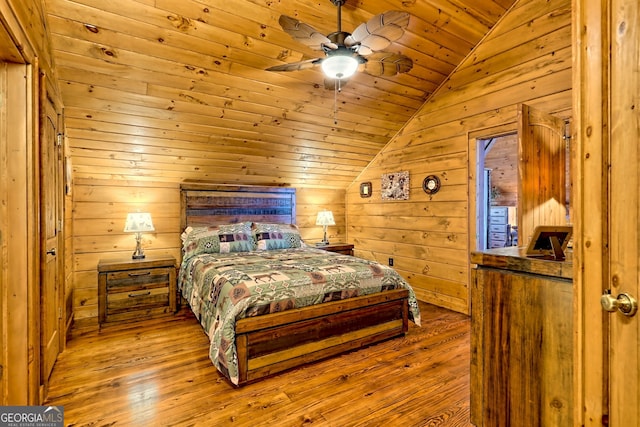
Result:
[469, 105, 570, 255]
[476, 133, 519, 251]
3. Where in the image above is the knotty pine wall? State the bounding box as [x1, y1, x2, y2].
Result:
[1, 0, 68, 404]
[346, 0, 572, 314]
[485, 133, 518, 208]
[71, 178, 345, 325]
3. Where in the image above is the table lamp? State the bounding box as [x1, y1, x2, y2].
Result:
[315, 210, 335, 246]
[124, 212, 155, 259]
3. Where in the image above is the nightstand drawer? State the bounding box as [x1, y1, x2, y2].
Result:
[105, 268, 172, 291]
[107, 286, 169, 314]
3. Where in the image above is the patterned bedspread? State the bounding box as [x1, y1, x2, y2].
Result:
[178, 247, 421, 385]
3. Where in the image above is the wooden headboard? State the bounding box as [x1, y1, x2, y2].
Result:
[180, 183, 296, 230]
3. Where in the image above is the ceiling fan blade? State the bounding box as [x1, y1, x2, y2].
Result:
[346, 11, 410, 56]
[363, 52, 413, 76]
[278, 15, 336, 51]
[266, 58, 322, 72]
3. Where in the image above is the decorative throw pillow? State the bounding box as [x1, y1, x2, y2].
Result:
[253, 223, 304, 250]
[182, 222, 254, 260]
[182, 226, 218, 259]
[217, 222, 255, 253]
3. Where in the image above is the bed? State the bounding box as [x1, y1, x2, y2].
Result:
[178, 183, 421, 386]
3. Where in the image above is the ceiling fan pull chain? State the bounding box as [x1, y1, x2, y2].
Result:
[333, 78, 345, 124]
[334, 82, 338, 124]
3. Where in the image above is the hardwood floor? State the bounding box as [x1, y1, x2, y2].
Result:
[46, 302, 471, 426]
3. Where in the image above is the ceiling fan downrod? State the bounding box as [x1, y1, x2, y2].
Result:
[330, 0, 347, 33]
[329, 1, 348, 125]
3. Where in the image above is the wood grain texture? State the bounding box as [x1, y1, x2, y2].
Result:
[97, 256, 177, 325]
[180, 183, 297, 229]
[42, 0, 515, 189]
[39, 0, 567, 323]
[470, 250, 573, 427]
[346, 0, 572, 314]
[484, 133, 518, 207]
[595, 0, 640, 422]
[517, 104, 568, 246]
[46, 301, 471, 426]
[0, 62, 33, 404]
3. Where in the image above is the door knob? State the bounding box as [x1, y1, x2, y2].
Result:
[46, 248, 56, 256]
[601, 291, 638, 317]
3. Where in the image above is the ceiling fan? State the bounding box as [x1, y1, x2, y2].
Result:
[266, 0, 413, 87]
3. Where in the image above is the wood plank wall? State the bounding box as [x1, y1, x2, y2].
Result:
[485, 133, 518, 207]
[71, 179, 345, 325]
[346, 0, 572, 314]
[5, 0, 571, 326]
[1, 0, 64, 404]
[63, 137, 74, 339]
[0, 61, 34, 405]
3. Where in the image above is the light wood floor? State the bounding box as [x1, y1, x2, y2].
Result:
[46, 302, 471, 427]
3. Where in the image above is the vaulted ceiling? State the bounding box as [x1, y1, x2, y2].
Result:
[44, 0, 516, 188]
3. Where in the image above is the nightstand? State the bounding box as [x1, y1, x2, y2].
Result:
[317, 243, 354, 256]
[98, 256, 177, 326]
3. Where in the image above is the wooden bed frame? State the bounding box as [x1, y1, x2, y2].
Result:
[180, 183, 410, 386]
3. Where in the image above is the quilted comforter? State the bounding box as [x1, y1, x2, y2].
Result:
[178, 247, 421, 385]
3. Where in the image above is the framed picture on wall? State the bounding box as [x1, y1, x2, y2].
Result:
[381, 171, 409, 201]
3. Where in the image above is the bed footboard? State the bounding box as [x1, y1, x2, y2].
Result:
[235, 288, 409, 385]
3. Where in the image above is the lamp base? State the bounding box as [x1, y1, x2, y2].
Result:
[132, 233, 146, 259]
[319, 227, 330, 246]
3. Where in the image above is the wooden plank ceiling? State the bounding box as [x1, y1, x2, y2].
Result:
[44, 0, 516, 189]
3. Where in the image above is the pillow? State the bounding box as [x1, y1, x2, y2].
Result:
[217, 222, 255, 253]
[253, 223, 304, 250]
[182, 222, 254, 260]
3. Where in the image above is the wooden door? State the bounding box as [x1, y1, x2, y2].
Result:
[607, 0, 639, 422]
[574, 0, 639, 424]
[40, 93, 61, 387]
[517, 104, 567, 246]
[0, 60, 6, 406]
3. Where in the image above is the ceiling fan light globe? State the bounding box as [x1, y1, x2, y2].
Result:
[321, 55, 359, 79]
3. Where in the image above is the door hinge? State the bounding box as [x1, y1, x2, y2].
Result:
[59, 307, 63, 320]
[56, 133, 63, 147]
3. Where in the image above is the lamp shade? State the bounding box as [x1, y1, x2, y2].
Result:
[124, 212, 155, 233]
[321, 55, 359, 80]
[316, 210, 336, 226]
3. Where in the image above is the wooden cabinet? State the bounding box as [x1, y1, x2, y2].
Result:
[470, 247, 573, 427]
[318, 243, 354, 256]
[98, 256, 177, 325]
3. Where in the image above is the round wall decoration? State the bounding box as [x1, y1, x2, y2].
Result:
[422, 175, 441, 194]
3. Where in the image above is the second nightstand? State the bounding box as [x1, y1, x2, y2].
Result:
[98, 256, 177, 326]
[317, 243, 354, 256]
